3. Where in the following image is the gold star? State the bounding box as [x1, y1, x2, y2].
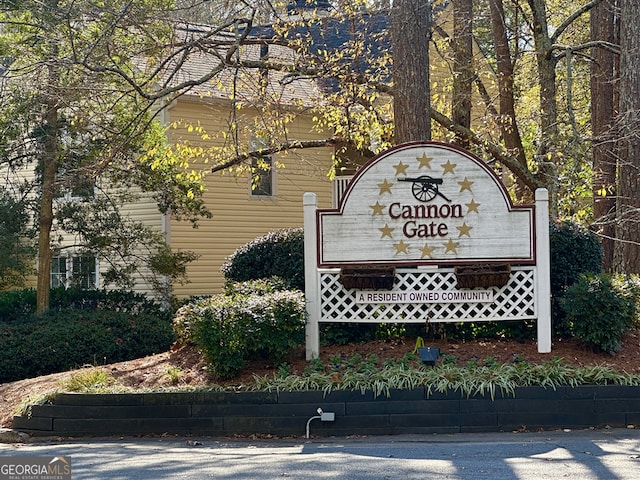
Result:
[420, 243, 435, 258]
[465, 199, 480, 213]
[458, 177, 473, 192]
[393, 240, 409, 254]
[456, 222, 473, 237]
[442, 160, 457, 175]
[393, 161, 409, 176]
[370, 201, 385, 215]
[378, 179, 393, 195]
[443, 239, 459, 254]
[379, 224, 394, 238]
[417, 153, 433, 169]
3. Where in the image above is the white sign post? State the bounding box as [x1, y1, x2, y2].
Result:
[304, 142, 551, 359]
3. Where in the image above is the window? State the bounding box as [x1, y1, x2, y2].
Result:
[50, 257, 68, 289]
[71, 256, 97, 289]
[51, 256, 97, 289]
[250, 155, 274, 197]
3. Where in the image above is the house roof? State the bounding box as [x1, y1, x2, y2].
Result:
[250, 1, 449, 93]
[163, 1, 449, 107]
[162, 24, 321, 108]
[251, 10, 391, 87]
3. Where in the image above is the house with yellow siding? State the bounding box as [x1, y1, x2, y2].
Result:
[165, 97, 336, 297]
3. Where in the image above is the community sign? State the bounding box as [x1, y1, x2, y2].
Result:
[304, 141, 552, 358]
[318, 142, 535, 266]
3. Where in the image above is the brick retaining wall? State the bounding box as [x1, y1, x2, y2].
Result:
[13, 386, 640, 437]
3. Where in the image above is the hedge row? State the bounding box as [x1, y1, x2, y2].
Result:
[0, 289, 174, 382]
[0, 308, 174, 382]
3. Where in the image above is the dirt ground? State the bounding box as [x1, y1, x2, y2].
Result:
[2, 330, 640, 429]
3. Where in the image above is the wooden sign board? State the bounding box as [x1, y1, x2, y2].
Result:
[318, 142, 535, 266]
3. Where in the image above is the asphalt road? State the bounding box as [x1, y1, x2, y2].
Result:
[1, 429, 639, 479]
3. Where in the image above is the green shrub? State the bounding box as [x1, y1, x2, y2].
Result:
[171, 300, 203, 346]
[320, 323, 378, 345]
[419, 320, 537, 342]
[189, 295, 247, 379]
[550, 221, 603, 293]
[550, 221, 603, 335]
[173, 279, 292, 346]
[0, 287, 171, 322]
[628, 275, 640, 326]
[0, 288, 36, 322]
[560, 274, 637, 354]
[0, 309, 174, 382]
[241, 290, 307, 361]
[177, 281, 306, 379]
[224, 277, 290, 297]
[221, 228, 304, 290]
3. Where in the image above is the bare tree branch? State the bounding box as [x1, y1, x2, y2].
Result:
[74, 18, 253, 102]
[552, 40, 620, 56]
[551, 0, 604, 44]
[211, 138, 338, 173]
[430, 109, 545, 193]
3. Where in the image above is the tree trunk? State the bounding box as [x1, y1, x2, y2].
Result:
[527, 0, 559, 156]
[36, 145, 57, 314]
[391, 0, 432, 143]
[615, 0, 640, 273]
[590, 0, 618, 272]
[36, 17, 60, 314]
[451, 0, 473, 149]
[527, 0, 559, 216]
[488, 0, 530, 200]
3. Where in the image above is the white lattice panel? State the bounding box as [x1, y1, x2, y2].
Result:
[318, 267, 536, 323]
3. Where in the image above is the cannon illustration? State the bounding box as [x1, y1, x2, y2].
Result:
[398, 175, 451, 202]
